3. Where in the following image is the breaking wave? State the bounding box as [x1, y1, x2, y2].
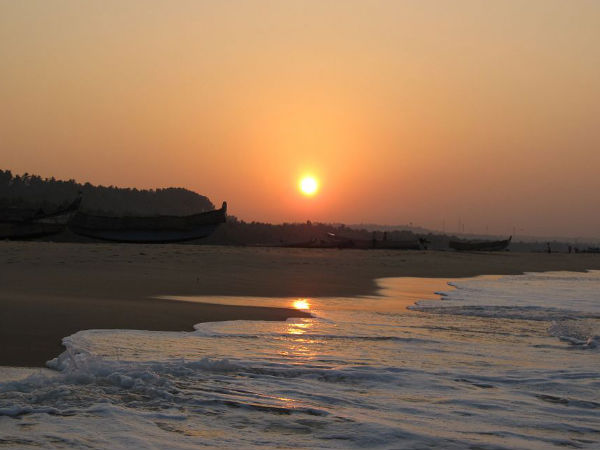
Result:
[1, 271, 599, 449]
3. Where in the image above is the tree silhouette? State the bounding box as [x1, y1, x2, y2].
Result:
[0, 169, 214, 215]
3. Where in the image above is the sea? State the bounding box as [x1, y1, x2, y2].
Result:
[1, 271, 599, 449]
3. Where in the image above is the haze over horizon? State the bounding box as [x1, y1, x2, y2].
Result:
[2, 1, 599, 238]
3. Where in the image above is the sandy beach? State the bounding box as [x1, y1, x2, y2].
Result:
[2, 241, 599, 367]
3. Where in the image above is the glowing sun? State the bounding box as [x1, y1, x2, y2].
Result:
[293, 299, 310, 310]
[299, 176, 319, 196]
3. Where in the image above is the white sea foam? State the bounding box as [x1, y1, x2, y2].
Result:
[1, 271, 599, 449]
[409, 271, 600, 349]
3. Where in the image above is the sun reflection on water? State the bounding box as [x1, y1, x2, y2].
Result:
[287, 322, 310, 335]
[279, 317, 317, 360]
[293, 299, 310, 310]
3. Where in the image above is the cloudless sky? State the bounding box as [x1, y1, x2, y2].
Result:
[1, 1, 599, 237]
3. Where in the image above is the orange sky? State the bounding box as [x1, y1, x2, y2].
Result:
[1, 1, 599, 238]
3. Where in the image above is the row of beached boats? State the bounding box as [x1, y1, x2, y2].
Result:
[0, 196, 228, 243]
[283, 232, 430, 250]
[1, 197, 513, 250]
[281, 232, 512, 251]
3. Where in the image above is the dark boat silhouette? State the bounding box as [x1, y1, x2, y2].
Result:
[0, 196, 82, 240]
[282, 237, 342, 249]
[449, 235, 511, 252]
[325, 232, 429, 250]
[582, 247, 600, 254]
[372, 237, 429, 250]
[68, 201, 227, 243]
[282, 232, 428, 250]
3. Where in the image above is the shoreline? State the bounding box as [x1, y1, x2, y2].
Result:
[1, 242, 599, 368]
[0, 295, 310, 368]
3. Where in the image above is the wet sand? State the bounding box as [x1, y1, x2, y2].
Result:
[1, 241, 599, 367]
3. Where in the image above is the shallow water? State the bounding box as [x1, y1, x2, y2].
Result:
[1, 271, 599, 449]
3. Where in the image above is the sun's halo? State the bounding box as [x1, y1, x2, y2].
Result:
[299, 176, 319, 196]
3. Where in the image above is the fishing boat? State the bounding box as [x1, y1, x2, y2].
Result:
[582, 247, 600, 254]
[449, 235, 511, 252]
[281, 233, 429, 250]
[68, 201, 227, 243]
[0, 196, 82, 240]
[282, 238, 343, 249]
[373, 237, 429, 250]
[280, 232, 351, 249]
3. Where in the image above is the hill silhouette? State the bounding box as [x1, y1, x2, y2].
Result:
[0, 169, 214, 216]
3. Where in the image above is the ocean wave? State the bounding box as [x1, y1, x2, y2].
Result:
[2, 271, 600, 449]
[408, 304, 600, 322]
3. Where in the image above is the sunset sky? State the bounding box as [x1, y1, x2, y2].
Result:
[1, 1, 599, 238]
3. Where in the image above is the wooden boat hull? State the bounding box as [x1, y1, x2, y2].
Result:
[68, 202, 227, 243]
[283, 239, 353, 249]
[449, 236, 511, 252]
[0, 222, 66, 240]
[0, 197, 81, 240]
[69, 224, 221, 243]
[373, 240, 424, 250]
